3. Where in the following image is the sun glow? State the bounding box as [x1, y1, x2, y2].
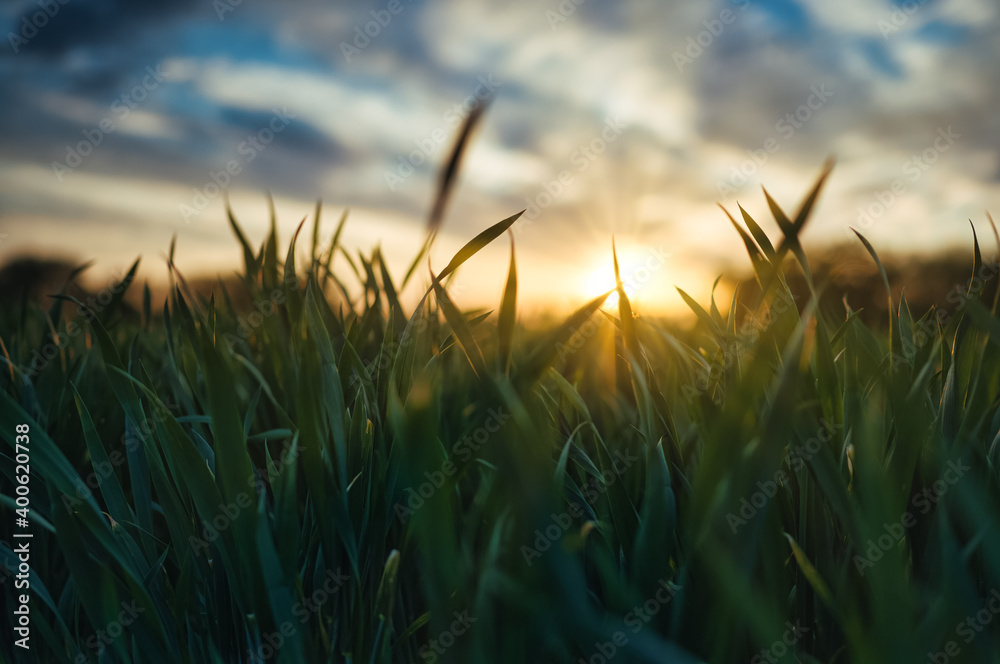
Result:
[581, 244, 667, 310]
[583, 263, 631, 309]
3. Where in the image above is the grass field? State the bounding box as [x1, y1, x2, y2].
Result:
[4, 151, 1000, 664]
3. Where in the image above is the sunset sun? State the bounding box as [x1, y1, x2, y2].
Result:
[581, 244, 669, 310]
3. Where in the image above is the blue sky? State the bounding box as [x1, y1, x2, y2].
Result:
[0, 0, 997, 313]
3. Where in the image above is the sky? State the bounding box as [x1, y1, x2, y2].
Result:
[0, 0, 998, 315]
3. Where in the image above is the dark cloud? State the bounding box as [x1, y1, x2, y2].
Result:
[8, 0, 198, 57]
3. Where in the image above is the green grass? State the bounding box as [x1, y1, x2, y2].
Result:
[4, 154, 1000, 664]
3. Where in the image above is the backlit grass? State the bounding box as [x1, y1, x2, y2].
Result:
[3, 152, 1000, 664]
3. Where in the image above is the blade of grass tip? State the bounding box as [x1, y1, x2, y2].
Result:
[751, 198, 793, 300]
[764, 187, 813, 283]
[791, 156, 835, 232]
[613, 237, 641, 359]
[401, 233, 434, 291]
[359, 251, 383, 310]
[402, 99, 492, 289]
[771, 159, 832, 289]
[339, 245, 363, 287]
[374, 550, 401, 643]
[43, 263, 83, 344]
[709, 275, 724, 325]
[612, 235, 622, 285]
[323, 208, 349, 272]
[513, 289, 613, 390]
[437, 209, 525, 282]
[376, 247, 406, 333]
[310, 198, 322, 267]
[282, 217, 307, 323]
[284, 216, 307, 287]
[852, 228, 895, 367]
[498, 230, 517, 374]
[764, 187, 795, 240]
[36, 260, 84, 354]
[167, 233, 176, 287]
[968, 220, 982, 299]
[738, 203, 776, 260]
[721, 204, 769, 285]
[322, 208, 350, 296]
[264, 190, 279, 287]
[166, 256, 198, 317]
[675, 287, 723, 340]
[225, 195, 258, 280]
[329, 271, 355, 313]
[47, 260, 93, 330]
[73, 257, 138, 328]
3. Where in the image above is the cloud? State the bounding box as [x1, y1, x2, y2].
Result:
[0, 0, 998, 314]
